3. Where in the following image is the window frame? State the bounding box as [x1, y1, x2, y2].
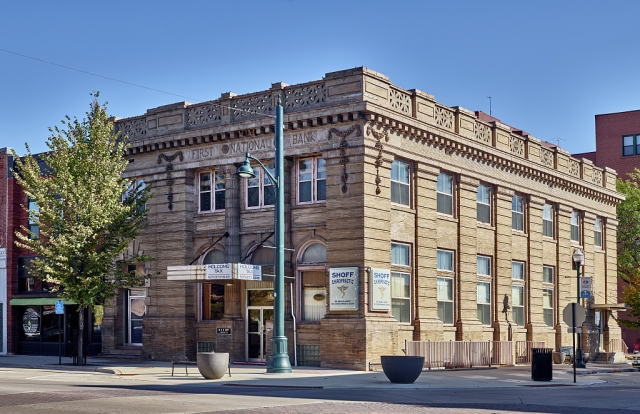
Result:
[594, 217, 603, 248]
[437, 249, 454, 272]
[512, 285, 525, 327]
[477, 281, 491, 326]
[245, 164, 275, 209]
[542, 203, 554, 238]
[391, 271, 411, 323]
[436, 172, 454, 216]
[511, 261, 524, 281]
[542, 265, 554, 328]
[437, 276, 454, 325]
[570, 211, 581, 243]
[476, 184, 491, 224]
[297, 157, 326, 205]
[390, 159, 411, 207]
[512, 194, 524, 232]
[199, 170, 226, 213]
[391, 242, 411, 267]
[622, 134, 640, 157]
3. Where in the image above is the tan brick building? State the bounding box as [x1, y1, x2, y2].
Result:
[102, 67, 623, 369]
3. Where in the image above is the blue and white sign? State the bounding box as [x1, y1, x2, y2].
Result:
[237, 264, 262, 281]
[205, 263, 233, 280]
[329, 267, 359, 310]
[580, 277, 592, 299]
[369, 268, 391, 311]
[54, 301, 64, 315]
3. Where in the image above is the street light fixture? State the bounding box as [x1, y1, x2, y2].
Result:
[236, 96, 292, 374]
[572, 248, 587, 368]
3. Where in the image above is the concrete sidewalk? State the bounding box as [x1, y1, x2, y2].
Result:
[0, 354, 636, 390]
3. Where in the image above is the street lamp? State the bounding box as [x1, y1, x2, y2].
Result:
[572, 248, 587, 368]
[237, 96, 292, 374]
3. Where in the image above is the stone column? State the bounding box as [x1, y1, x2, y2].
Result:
[494, 187, 515, 342]
[222, 165, 242, 320]
[556, 203, 574, 349]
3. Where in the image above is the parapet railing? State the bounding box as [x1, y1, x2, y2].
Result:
[404, 340, 513, 369]
[515, 341, 546, 364]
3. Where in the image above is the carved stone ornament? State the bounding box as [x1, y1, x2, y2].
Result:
[328, 124, 361, 194]
[367, 125, 389, 195]
[157, 151, 184, 211]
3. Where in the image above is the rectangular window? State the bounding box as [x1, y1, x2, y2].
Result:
[512, 194, 524, 231]
[437, 250, 453, 271]
[391, 160, 410, 206]
[623, 135, 640, 156]
[302, 287, 326, 322]
[391, 272, 411, 323]
[298, 158, 326, 204]
[543, 266, 554, 284]
[512, 261, 524, 280]
[246, 165, 275, 208]
[436, 172, 453, 215]
[201, 284, 225, 320]
[477, 256, 491, 276]
[477, 282, 491, 325]
[476, 184, 491, 224]
[570, 211, 580, 242]
[542, 203, 554, 238]
[512, 285, 524, 326]
[391, 243, 410, 266]
[594, 217, 603, 248]
[28, 199, 39, 239]
[543, 289, 554, 327]
[199, 171, 225, 212]
[437, 277, 454, 324]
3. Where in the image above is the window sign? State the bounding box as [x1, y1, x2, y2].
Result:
[237, 264, 262, 281]
[23, 308, 40, 337]
[205, 263, 233, 280]
[369, 268, 391, 311]
[329, 267, 359, 310]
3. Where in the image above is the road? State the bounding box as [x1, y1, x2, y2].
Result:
[0, 366, 638, 413]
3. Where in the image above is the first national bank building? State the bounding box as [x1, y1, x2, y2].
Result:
[103, 67, 623, 369]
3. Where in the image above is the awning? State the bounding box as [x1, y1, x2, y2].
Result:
[9, 298, 77, 306]
[590, 303, 628, 310]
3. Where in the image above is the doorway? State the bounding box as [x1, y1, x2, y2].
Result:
[245, 289, 274, 362]
[126, 289, 146, 345]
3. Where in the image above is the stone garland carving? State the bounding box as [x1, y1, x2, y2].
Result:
[389, 88, 411, 115]
[592, 169, 603, 185]
[474, 121, 491, 144]
[232, 94, 273, 119]
[509, 136, 525, 157]
[540, 148, 554, 167]
[157, 151, 184, 211]
[435, 106, 454, 130]
[328, 124, 362, 193]
[116, 118, 146, 138]
[568, 159, 580, 177]
[367, 126, 390, 195]
[284, 84, 327, 109]
[187, 103, 221, 126]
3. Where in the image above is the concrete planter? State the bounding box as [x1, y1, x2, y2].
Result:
[197, 352, 229, 379]
[380, 355, 424, 384]
[552, 352, 566, 364]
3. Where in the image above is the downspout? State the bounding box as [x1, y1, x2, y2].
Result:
[290, 282, 297, 366]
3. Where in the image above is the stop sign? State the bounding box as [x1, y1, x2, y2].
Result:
[563, 303, 586, 327]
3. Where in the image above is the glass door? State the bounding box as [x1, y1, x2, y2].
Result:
[245, 307, 274, 361]
[128, 289, 146, 345]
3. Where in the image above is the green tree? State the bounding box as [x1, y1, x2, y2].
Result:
[13, 95, 152, 364]
[617, 170, 640, 329]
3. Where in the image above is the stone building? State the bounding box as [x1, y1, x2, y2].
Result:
[104, 67, 623, 369]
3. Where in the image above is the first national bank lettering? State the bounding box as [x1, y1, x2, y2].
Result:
[329, 267, 359, 310]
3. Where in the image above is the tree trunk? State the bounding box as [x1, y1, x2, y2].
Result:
[78, 306, 85, 365]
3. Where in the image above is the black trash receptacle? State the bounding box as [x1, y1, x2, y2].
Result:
[531, 348, 553, 381]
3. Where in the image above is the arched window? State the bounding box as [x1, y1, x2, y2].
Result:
[299, 242, 327, 322]
[201, 249, 225, 321]
[300, 243, 326, 264]
[250, 246, 274, 266]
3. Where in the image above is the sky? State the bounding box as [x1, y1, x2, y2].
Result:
[1, 0, 640, 156]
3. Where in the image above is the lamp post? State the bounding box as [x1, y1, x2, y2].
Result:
[572, 248, 587, 368]
[236, 96, 292, 373]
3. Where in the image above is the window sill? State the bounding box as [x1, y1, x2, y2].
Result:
[437, 214, 458, 223]
[391, 203, 414, 213]
[245, 206, 275, 211]
[542, 237, 557, 243]
[476, 222, 495, 230]
[292, 203, 326, 209]
[512, 230, 527, 236]
[196, 211, 225, 216]
[594, 248, 605, 253]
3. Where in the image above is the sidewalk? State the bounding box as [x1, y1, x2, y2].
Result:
[0, 354, 636, 390]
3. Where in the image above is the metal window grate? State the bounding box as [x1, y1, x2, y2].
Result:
[296, 345, 321, 367]
[197, 342, 215, 353]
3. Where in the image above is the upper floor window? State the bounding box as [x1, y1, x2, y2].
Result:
[391, 160, 410, 206]
[437, 249, 454, 272]
[512, 285, 525, 326]
[570, 211, 580, 242]
[199, 171, 225, 213]
[543, 265, 554, 284]
[436, 172, 453, 215]
[391, 243, 410, 266]
[28, 198, 39, 239]
[623, 134, 640, 156]
[594, 217, 603, 248]
[124, 179, 147, 211]
[246, 165, 275, 208]
[391, 272, 411, 323]
[476, 184, 491, 224]
[512, 194, 524, 231]
[512, 261, 524, 280]
[542, 203, 554, 238]
[298, 158, 326, 204]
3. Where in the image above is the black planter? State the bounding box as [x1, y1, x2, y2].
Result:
[380, 355, 425, 384]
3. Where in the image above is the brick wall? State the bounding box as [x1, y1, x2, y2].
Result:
[594, 109, 640, 179]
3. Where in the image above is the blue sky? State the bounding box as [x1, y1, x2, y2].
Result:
[1, 0, 639, 156]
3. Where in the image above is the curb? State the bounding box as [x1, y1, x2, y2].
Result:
[1, 363, 120, 375]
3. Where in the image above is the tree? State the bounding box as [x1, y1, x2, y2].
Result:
[617, 169, 640, 329]
[13, 95, 152, 364]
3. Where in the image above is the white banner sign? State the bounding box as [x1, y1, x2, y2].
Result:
[237, 264, 262, 281]
[369, 268, 391, 311]
[329, 267, 359, 310]
[205, 263, 233, 280]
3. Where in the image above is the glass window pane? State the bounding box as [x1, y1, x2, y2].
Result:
[203, 249, 225, 264]
[299, 160, 312, 182]
[512, 262, 524, 280]
[263, 184, 275, 206]
[392, 298, 411, 323]
[571, 211, 579, 225]
[301, 243, 327, 263]
[437, 250, 453, 271]
[477, 282, 490, 304]
[248, 167, 260, 187]
[214, 172, 225, 190]
[543, 266, 553, 284]
[477, 204, 491, 223]
[512, 213, 524, 231]
[392, 272, 410, 298]
[437, 277, 452, 301]
[543, 289, 553, 308]
[391, 244, 410, 266]
[200, 172, 211, 192]
[477, 184, 490, 204]
[317, 179, 326, 201]
[299, 181, 312, 203]
[437, 193, 453, 215]
[512, 195, 523, 212]
[303, 287, 326, 321]
[316, 158, 326, 179]
[437, 173, 452, 194]
[477, 256, 490, 276]
[512, 285, 523, 306]
[200, 192, 211, 211]
[214, 190, 225, 210]
[543, 204, 553, 220]
[247, 187, 260, 207]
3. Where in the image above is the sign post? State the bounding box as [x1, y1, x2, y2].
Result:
[55, 301, 64, 365]
[563, 302, 586, 383]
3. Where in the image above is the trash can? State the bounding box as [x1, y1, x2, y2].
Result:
[531, 348, 553, 381]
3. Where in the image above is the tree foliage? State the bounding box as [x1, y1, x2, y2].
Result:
[13, 95, 152, 309]
[617, 170, 640, 328]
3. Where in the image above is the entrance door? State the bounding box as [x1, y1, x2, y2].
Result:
[595, 311, 604, 352]
[246, 307, 274, 361]
[128, 289, 146, 345]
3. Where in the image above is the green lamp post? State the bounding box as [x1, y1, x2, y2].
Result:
[572, 248, 587, 369]
[237, 95, 292, 373]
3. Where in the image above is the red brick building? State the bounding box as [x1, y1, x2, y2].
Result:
[574, 109, 640, 352]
